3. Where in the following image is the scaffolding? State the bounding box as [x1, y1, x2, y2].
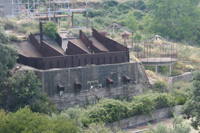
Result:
[11, 0, 88, 28]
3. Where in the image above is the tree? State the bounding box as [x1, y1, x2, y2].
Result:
[125, 11, 138, 31]
[182, 71, 200, 131]
[148, 0, 200, 43]
[0, 44, 18, 87]
[0, 107, 54, 133]
[5, 71, 56, 114]
[43, 21, 58, 39]
[136, 0, 146, 10]
[0, 107, 79, 133]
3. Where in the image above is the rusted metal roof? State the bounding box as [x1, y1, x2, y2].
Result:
[13, 41, 42, 57]
[89, 37, 109, 52]
[69, 38, 91, 54]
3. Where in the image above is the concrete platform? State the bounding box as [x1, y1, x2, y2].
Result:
[140, 58, 177, 66]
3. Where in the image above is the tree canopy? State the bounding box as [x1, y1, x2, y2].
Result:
[182, 71, 200, 131]
[148, 0, 200, 43]
[43, 21, 58, 39]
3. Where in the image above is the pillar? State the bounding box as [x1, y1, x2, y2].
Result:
[168, 65, 172, 76]
[155, 66, 158, 73]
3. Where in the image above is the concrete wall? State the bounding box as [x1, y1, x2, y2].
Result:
[168, 72, 193, 86]
[36, 62, 150, 110]
[107, 105, 182, 130]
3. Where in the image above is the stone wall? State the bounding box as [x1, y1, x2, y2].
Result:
[107, 105, 182, 130]
[36, 62, 150, 110]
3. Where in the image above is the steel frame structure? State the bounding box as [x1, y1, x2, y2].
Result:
[137, 35, 178, 62]
[11, 0, 88, 28]
[101, 23, 134, 47]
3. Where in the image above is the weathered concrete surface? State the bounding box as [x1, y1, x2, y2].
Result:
[35, 62, 150, 110]
[168, 72, 193, 86]
[107, 105, 182, 130]
[140, 58, 177, 66]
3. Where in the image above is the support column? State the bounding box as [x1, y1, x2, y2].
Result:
[68, 7, 71, 28]
[168, 65, 172, 76]
[155, 66, 158, 73]
[72, 12, 74, 27]
[86, 11, 88, 28]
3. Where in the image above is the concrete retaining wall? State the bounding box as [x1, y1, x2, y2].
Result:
[169, 72, 193, 86]
[35, 62, 150, 110]
[107, 105, 182, 130]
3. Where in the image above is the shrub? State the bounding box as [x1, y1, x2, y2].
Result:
[148, 115, 191, 133]
[0, 107, 78, 133]
[43, 21, 58, 39]
[60, 106, 85, 127]
[118, 2, 131, 12]
[134, 10, 145, 20]
[82, 99, 129, 126]
[16, 20, 39, 35]
[131, 94, 154, 115]
[8, 34, 19, 42]
[103, 0, 118, 9]
[185, 64, 195, 72]
[0, 107, 54, 133]
[158, 66, 168, 75]
[154, 94, 176, 109]
[88, 9, 105, 18]
[2, 18, 16, 30]
[135, 0, 146, 10]
[171, 69, 182, 76]
[0, 27, 9, 44]
[153, 81, 168, 93]
[171, 89, 187, 105]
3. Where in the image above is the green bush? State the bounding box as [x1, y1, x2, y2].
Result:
[2, 18, 16, 30]
[118, 2, 131, 12]
[171, 70, 182, 76]
[134, 10, 146, 20]
[88, 9, 105, 18]
[82, 92, 179, 126]
[43, 21, 58, 39]
[8, 34, 19, 42]
[0, 27, 9, 44]
[103, 0, 119, 9]
[158, 66, 168, 75]
[153, 81, 168, 93]
[154, 94, 176, 109]
[82, 99, 129, 126]
[0, 107, 78, 133]
[171, 90, 187, 105]
[135, 0, 146, 10]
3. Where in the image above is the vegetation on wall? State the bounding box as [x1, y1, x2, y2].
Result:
[43, 21, 58, 39]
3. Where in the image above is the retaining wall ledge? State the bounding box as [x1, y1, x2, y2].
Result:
[106, 105, 182, 130]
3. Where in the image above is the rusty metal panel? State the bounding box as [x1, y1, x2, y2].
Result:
[92, 29, 128, 52]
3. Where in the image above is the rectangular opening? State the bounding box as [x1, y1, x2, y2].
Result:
[124, 75, 131, 84]
[57, 84, 65, 91]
